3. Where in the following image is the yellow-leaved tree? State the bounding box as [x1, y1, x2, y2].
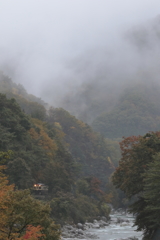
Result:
[29, 118, 58, 158]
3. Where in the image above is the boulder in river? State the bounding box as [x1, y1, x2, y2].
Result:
[77, 223, 83, 229]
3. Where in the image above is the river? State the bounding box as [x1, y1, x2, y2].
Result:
[89, 213, 143, 240]
[62, 212, 143, 240]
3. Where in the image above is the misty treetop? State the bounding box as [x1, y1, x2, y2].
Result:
[0, 71, 47, 121]
[2, 70, 160, 142]
[92, 82, 160, 139]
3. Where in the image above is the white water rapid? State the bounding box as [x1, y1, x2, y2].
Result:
[89, 213, 143, 240]
[62, 212, 143, 240]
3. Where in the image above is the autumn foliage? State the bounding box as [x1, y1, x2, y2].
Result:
[0, 157, 60, 240]
[21, 225, 44, 240]
[112, 132, 160, 239]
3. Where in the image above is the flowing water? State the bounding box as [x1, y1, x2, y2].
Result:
[89, 213, 143, 240]
[63, 213, 143, 240]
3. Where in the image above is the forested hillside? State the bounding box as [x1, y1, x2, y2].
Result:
[53, 73, 160, 140]
[92, 82, 160, 139]
[47, 107, 119, 186]
[60, 79, 120, 124]
[0, 93, 75, 193]
[0, 72, 120, 229]
[0, 71, 47, 120]
[0, 72, 119, 183]
[0, 92, 114, 224]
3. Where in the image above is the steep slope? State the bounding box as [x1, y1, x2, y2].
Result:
[0, 71, 47, 120]
[0, 93, 76, 193]
[0, 77, 119, 223]
[47, 107, 119, 187]
[0, 72, 119, 186]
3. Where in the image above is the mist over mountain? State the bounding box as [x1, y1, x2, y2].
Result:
[0, 2, 160, 108]
[2, 2, 160, 234]
[0, 3, 160, 137]
[92, 81, 160, 138]
[39, 15, 160, 124]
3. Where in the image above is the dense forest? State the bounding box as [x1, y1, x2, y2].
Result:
[0, 72, 119, 239]
[1, 71, 160, 239]
[112, 132, 160, 239]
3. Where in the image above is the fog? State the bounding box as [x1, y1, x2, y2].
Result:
[0, 1, 160, 121]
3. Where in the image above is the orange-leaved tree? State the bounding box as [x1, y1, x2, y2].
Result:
[20, 225, 44, 240]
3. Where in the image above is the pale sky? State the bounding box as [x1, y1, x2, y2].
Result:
[0, 0, 160, 103]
